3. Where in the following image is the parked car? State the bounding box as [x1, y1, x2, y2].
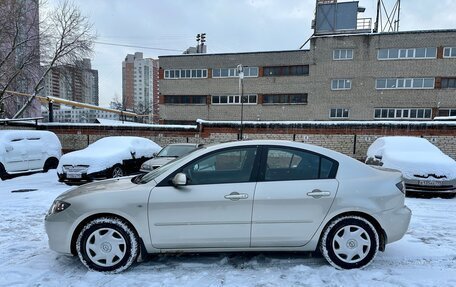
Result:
[46, 140, 411, 272]
[0, 130, 61, 180]
[57, 136, 161, 185]
[140, 143, 202, 172]
[366, 136, 456, 198]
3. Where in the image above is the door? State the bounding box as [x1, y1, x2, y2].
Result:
[3, 137, 28, 172]
[251, 146, 339, 247]
[26, 136, 46, 170]
[148, 146, 259, 249]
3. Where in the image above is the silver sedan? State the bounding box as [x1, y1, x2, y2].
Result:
[45, 140, 411, 273]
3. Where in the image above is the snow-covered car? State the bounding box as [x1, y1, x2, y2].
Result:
[57, 136, 161, 185]
[0, 130, 61, 180]
[140, 143, 202, 172]
[366, 136, 456, 198]
[45, 140, 411, 273]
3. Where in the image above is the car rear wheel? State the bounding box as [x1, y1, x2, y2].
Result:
[111, 165, 124, 178]
[43, 157, 59, 172]
[320, 216, 379, 269]
[76, 217, 139, 273]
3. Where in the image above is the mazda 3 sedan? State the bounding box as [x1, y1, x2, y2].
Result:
[45, 140, 411, 273]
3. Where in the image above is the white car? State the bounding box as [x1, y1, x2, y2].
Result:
[57, 136, 161, 184]
[0, 130, 61, 180]
[140, 143, 202, 172]
[366, 136, 456, 198]
[46, 140, 411, 272]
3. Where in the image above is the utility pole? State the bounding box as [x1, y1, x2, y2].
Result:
[237, 64, 244, 140]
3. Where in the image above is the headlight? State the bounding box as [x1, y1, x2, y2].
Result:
[48, 200, 71, 215]
[141, 163, 151, 170]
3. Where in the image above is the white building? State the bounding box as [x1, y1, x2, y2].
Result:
[42, 107, 124, 123]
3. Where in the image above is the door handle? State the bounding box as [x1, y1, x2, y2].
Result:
[224, 192, 249, 201]
[307, 189, 331, 198]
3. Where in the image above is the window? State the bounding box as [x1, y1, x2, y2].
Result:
[438, 109, 456, 117]
[441, 78, 456, 89]
[443, 47, 456, 58]
[164, 95, 207, 104]
[180, 147, 257, 185]
[377, 47, 437, 60]
[164, 69, 208, 79]
[374, 108, 432, 119]
[329, 108, 349, 119]
[333, 49, 353, 60]
[263, 147, 338, 181]
[263, 65, 309, 76]
[212, 67, 258, 78]
[262, 94, 307, 105]
[212, 94, 257, 105]
[375, 78, 434, 89]
[331, 79, 352, 90]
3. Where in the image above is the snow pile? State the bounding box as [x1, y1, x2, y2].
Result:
[367, 136, 456, 179]
[57, 136, 161, 174]
[1, 172, 456, 286]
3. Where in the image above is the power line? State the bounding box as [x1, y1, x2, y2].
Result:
[94, 41, 184, 52]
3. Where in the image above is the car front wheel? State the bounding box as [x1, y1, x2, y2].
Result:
[111, 165, 124, 178]
[76, 217, 139, 273]
[320, 216, 379, 269]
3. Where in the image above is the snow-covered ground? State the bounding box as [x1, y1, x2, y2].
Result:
[1, 171, 455, 287]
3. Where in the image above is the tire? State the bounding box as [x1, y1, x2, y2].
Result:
[76, 217, 139, 273]
[0, 163, 9, 180]
[320, 216, 379, 270]
[111, 165, 124, 178]
[43, 157, 59, 172]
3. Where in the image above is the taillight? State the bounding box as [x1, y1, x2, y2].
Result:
[396, 181, 406, 194]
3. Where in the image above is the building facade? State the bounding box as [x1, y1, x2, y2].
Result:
[158, 30, 456, 124]
[122, 52, 159, 122]
[41, 107, 122, 123]
[41, 59, 99, 106]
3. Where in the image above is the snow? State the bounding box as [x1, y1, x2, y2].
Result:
[196, 118, 456, 127]
[1, 172, 456, 286]
[367, 136, 456, 179]
[57, 136, 161, 174]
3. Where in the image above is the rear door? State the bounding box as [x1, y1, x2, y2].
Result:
[251, 146, 339, 247]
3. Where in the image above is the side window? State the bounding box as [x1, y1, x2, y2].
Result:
[181, 147, 257, 185]
[264, 147, 337, 181]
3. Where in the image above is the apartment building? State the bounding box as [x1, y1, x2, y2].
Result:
[41, 59, 99, 106]
[122, 52, 159, 122]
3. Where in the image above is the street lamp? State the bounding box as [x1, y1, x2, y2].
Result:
[237, 64, 244, 140]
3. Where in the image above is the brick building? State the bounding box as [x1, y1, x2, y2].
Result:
[158, 29, 456, 124]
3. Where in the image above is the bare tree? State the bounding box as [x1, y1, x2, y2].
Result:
[0, 0, 95, 119]
[12, 0, 95, 119]
[110, 93, 123, 111]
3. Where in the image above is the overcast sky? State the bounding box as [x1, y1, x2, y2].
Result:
[47, 0, 456, 106]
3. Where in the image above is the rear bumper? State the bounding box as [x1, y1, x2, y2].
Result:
[376, 205, 412, 244]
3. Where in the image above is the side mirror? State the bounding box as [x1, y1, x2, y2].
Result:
[5, 145, 13, 152]
[374, 154, 382, 160]
[172, 173, 187, 186]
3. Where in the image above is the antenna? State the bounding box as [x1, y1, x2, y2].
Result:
[374, 0, 401, 33]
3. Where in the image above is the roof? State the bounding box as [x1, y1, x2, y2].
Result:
[311, 29, 456, 39]
[159, 49, 310, 58]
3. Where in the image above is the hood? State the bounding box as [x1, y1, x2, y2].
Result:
[57, 149, 125, 173]
[57, 176, 137, 201]
[145, 156, 176, 167]
[382, 151, 456, 180]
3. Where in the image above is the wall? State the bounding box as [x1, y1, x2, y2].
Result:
[2, 121, 456, 160]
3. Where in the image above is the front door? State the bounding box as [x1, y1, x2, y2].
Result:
[148, 146, 259, 249]
[251, 146, 339, 247]
[4, 137, 28, 173]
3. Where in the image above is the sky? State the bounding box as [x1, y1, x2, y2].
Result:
[46, 0, 456, 107]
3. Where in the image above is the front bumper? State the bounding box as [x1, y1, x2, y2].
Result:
[57, 169, 110, 184]
[404, 178, 456, 194]
[44, 211, 76, 255]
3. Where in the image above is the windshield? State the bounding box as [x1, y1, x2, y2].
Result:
[157, 145, 197, 157]
[139, 149, 202, 184]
